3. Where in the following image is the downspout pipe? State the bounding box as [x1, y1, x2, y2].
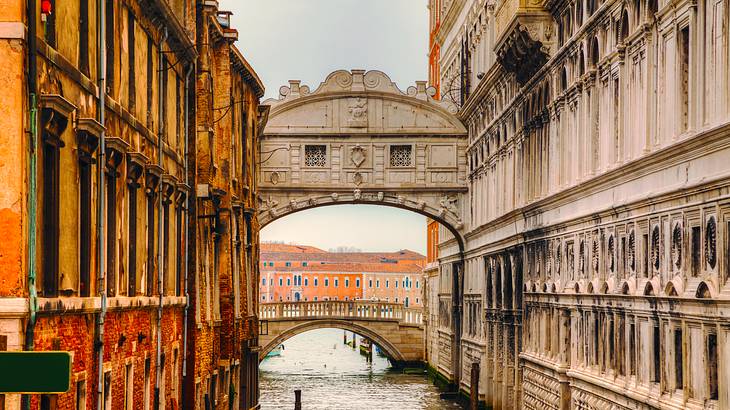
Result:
[154, 26, 169, 410]
[22, 0, 38, 407]
[181, 62, 194, 407]
[96, 0, 108, 407]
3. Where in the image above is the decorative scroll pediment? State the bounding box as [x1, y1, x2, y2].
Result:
[262, 70, 466, 135]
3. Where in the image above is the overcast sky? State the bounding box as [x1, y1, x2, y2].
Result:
[220, 0, 429, 254]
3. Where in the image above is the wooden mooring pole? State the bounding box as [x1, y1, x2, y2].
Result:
[470, 362, 480, 410]
[294, 389, 302, 410]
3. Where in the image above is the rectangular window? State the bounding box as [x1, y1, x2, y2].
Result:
[377, 280, 380, 288]
[395, 280, 398, 288]
[390, 145, 413, 167]
[146, 183, 155, 296]
[106, 171, 117, 296]
[161, 57, 168, 141]
[304, 278, 309, 286]
[334, 279, 338, 287]
[674, 328, 683, 389]
[653, 324, 661, 383]
[692, 226, 701, 276]
[386, 280, 389, 288]
[303, 262, 308, 267]
[103, 370, 112, 410]
[708, 333, 718, 400]
[262, 278, 266, 286]
[314, 278, 318, 286]
[325, 278, 329, 287]
[127, 10, 135, 111]
[143, 358, 151, 410]
[176, 203, 184, 296]
[42, 133, 61, 297]
[369, 279, 372, 288]
[146, 35, 154, 128]
[643, 233, 649, 278]
[79, 0, 89, 75]
[304, 145, 327, 167]
[163, 198, 170, 295]
[76, 379, 86, 410]
[287, 278, 291, 286]
[127, 180, 138, 296]
[125, 364, 133, 410]
[356, 278, 360, 287]
[44, 0, 57, 47]
[345, 279, 349, 287]
[279, 278, 283, 286]
[629, 322, 636, 376]
[416, 280, 420, 289]
[285, 262, 291, 267]
[679, 26, 690, 132]
[79, 156, 93, 297]
[105, 0, 115, 94]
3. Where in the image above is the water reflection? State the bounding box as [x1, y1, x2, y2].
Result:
[259, 328, 462, 409]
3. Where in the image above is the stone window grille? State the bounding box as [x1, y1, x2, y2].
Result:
[672, 223, 682, 271]
[651, 225, 661, 272]
[390, 145, 413, 167]
[706, 217, 717, 270]
[628, 230, 636, 273]
[304, 145, 327, 167]
[607, 235, 615, 273]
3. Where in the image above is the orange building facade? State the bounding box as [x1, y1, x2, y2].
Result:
[260, 244, 426, 307]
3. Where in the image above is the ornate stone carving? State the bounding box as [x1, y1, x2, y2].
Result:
[353, 189, 361, 201]
[347, 97, 368, 127]
[377, 192, 384, 201]
[651, 225, 660, 271]
[672, 223, 682, 270]
[352, 172, 363, 186]
[331, 193, 339, 201]
[439, 195, 459, 214]
[350, 145, 367, 168]
[270, 171, 280, 185]
[706, 216, 717, 269]
[607, 235, 615, 273]
[628, 230, 636, 272]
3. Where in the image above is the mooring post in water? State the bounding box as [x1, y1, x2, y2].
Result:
[343, 331, 347, 345]
[470, 362, 480, 410]
[294, 389, 302, 410]
[352, 332, 357, 349]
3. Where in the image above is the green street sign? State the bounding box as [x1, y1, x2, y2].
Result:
[0, 351, 71, 393]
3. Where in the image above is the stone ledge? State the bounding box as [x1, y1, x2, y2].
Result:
[35, 296, 187, 314]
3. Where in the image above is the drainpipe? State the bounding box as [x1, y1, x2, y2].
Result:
[96, 0, 109, 407]
[22, 0, 38, 408]
[154, 26, 169, 410]
[181, 62, 194, 406]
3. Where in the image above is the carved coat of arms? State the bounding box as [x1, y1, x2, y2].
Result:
[350, 145, 366, 168]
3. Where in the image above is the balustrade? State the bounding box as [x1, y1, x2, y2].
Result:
[258, 301, 423, 325]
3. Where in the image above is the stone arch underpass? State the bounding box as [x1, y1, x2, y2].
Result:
[256, 69, 469, 249]
[258, 302, 425, 366]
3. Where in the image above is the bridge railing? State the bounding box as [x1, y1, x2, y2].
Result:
[259, 301, 423, 325]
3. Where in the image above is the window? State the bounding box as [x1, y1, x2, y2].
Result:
[285, 262, 291, 267]
[304, 278, 309, 286]
[325, 278, 329, 287]
[262, 278, 266, 285]
[105, 0, 115, 94]
[304, 145, 327, 167]
[44, 0, 57, 47]
[314, 278, 318, 286]
[334, 278, 339, 287]
[369, 279, 372, 288]
[314, 297, 318, 301]
[356, 278, 360, 287]
[143, 358, 151, 410]
[652, 324, 661, 383]
[345, 279, 349, 287]
[146, 34, 153, 128]
[416, 281, 420, 289]
[127, 10, 135, 110]
[302, 262, 308, 267]
[279, 278, 283, 286]
[390, 145, 412, 167]
[125, 364, 133, 410]
[395, 280, 398, 288]
[376, 280, 380, 288]
[145, 174, 156, 296]
[674, 328, 683, 389]
[691, 226, 701, 276]
[287, 278, 291, 286]
[41, 121, 62, 297]
[76, 379, 86, 410]
[386, 280, 389, 288]
[78, 140, 94, 298]
[679, 26, 690, 132]
[103, 370, 112, 410]
[79, 0, 89, 75]
[708, 333, 718, 400]
[629, 322, 636, 375]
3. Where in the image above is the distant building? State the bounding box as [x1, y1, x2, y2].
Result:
[260, 244, 425, 307]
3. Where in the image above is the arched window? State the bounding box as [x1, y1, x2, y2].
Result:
[590, 36, 600, 67]
[560, 67, 568, 92]
[576, 0, 584, 27]
[696, 282, 711, 299]
[619, 10, 630, 43]
[578, 50, 585, 76]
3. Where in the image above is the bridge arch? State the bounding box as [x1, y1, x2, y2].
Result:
[259, 319, 406, 363]
[257, 69, 469, 251]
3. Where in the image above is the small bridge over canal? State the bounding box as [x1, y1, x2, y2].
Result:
[258, 301, 424, 365]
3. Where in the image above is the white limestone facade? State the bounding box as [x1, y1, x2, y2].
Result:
[427, 0, 730, 409]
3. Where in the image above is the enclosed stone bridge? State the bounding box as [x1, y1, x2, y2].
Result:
[258, 301, 424, 365]
[257, 69, 469, 247]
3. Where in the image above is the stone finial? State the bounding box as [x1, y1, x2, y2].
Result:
[351, 69, 366, 92]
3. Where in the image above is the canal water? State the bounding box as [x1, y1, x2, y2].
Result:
[259, 328, 462, 409]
